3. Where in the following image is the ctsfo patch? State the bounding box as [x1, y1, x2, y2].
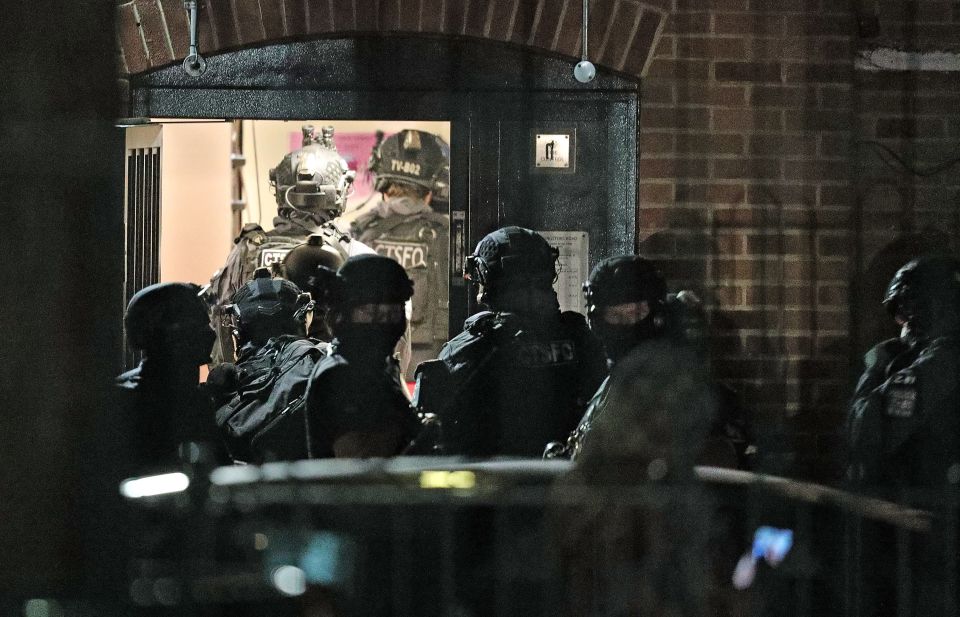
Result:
[515, 340, 576, 367]
[885, 372, 917, 418]
[374, 240, 429, 269]
[258, 249, 293, 268]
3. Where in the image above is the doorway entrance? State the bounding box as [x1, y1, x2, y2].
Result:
[124, 35, 639, 354]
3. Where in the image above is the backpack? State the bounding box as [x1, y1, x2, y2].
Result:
[213, 336, 327, 463]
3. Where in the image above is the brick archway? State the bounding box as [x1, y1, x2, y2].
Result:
[116, 0, 666, 79]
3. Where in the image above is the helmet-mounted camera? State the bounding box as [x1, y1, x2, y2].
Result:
[269, 125, 355, 218]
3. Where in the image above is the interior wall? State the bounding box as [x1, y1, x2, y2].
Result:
[240, 120, 451, 230]
[158, 122, 233, 284]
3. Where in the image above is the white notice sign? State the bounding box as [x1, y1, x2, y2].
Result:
[540, 231, 589, 314]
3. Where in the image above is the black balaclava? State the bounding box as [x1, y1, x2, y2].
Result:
[332, 254, 414, 359]
[584, 255, 668, 364]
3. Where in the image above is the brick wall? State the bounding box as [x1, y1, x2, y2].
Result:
[113, 1, 960, 479]
[638, 0, 960, 478]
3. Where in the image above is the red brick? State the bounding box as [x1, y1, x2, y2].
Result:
[655, 257, 709, 280]
[233, 0, 266, 43]
[640, 157, 710, 179]
[751, 85, 815, 108]
[783, 160, 851, 183]
[714, 285, 745, 306]
[714, 13, 784, 35]
[355, 0, 381, 30]
[117, 3, 149, 74]
[586, 0, 617, 59]
[819, 185, 853, 207]
[642, 81, 675, 104]
[666, 12, 712, 34]
[713, 158, 783, 179]
[135, 0, 174, 67]
[875, 117, 945, 139]
[640, 206, 711, 229]
[676, 183, 746, 204]
[329, 0, 355, 30]
[784, 62, 853, 84]
[783, 207, 851, 229]
[749, 0, 810, 12]
[206, 0, 239, 48]
[399, 0, 420, 30]
[714, 233, 746, 255]
[260, 1, 286, 38]
[639, 182, 675, 203]
[639, 233, 678, 255]
[801, 14, 854, 35]
[283, 0, 309, 35]
[379, 0, 402, 30]
[818, 134, 851, 158]
[683, 85, 748, 107]
[421, 0, 445, 32]
[554, 0, 583, 57]
[646, 59, 711, 79]
[713, 205, 777, 226]
[715, 61, 782, 83]
[746, 183, 817, 206]
[818, 284, 848, 305]
[643, 106, 710, 130]
[675, 0, 748, 10]
[817, 234, 852, 257]
[528, 0, 561, 49]
[159, 0, 191, 57]
[818, 85, 854, 110]
[487, 0, 517, 40]
[678, 36, 746, 59]
[443, 0, 468, 34]
[653, 37, 675, 59]
[784, 110, 851, 132]
[622, 8, 664, 75]
[599, 1, 644, 67]
[713, 108, 782, 131]
[748, 134, 816, 157]
[676, 133, 744, 155]
[508, 0, 539, 44]
[641, 132, 674, 155]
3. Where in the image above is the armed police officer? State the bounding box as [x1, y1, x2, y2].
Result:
[351, 129, 450, 380]
[208, 269, 324, 463]
[847, 255, 960, 616]
[282, 234, 346, 341]
[115, 282, 224, 468]
[206, 125, 372, 364]
[848, 255, 960, 496]
[545, 255, 752, 468]
[305, 254, 422, 458]
[414, 226, 607, 457]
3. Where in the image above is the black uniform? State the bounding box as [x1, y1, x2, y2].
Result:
[353, 195, 449, 377]
[416, 308, 607, 457]
[306, 344, 420, 458]
[847, 256, 960, 617]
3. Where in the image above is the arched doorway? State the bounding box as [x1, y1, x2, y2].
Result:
[125, 35, 640, 332]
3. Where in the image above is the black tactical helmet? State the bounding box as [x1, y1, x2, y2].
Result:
[883, 255, 960, 325]
[282, 234, 347, 302]
[465, 226, 559, 291]
[583, 255, 667, 314]
[335, 254, 415, 306]
[269, 125, 355, 218]
[229, 268, 312, 328]
[125, 282, 207, 351]
[371, 129, 450, 197]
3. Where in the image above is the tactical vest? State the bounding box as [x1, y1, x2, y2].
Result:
[205, 222, 352, 365]
[355, 211, 450, 364]
[414, 310, 608, 457]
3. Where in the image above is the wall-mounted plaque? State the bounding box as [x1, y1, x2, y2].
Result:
[532, 129, 576, 173]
